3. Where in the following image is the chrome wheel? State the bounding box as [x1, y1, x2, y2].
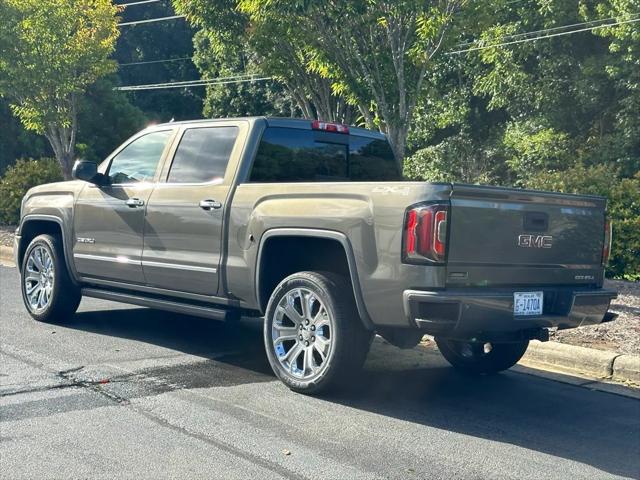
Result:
[271, 287, 333, 380]
[24, 246, 55, 313]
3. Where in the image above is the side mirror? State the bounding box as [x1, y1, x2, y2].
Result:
[72, 160, 108, 186]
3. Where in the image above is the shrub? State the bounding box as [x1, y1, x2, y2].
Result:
[0, 158, 63, 225]
[501, 120, 572, 186]
[404, 131, 498, 184]
[527, 165, 639, 280]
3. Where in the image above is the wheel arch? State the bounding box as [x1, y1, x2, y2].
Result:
[18, 215, 78, 285]
[255, 228, 374, 330]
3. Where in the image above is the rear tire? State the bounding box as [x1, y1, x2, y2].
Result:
[435, 338, 529, 374]
[20, 234, 81, 323]
[263, 271, 372, 394]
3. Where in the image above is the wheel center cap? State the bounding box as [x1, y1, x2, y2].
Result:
[301, 329, 312, 341]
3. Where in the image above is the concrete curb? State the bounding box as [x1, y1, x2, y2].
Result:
[612, 355, 640, 385]
[521, 340, 640, 386]
[367, 337, 640, 388]
[0, 245, 14, 266]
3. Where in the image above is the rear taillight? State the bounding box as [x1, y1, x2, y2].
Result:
[311, 120, 349, 134]
[403, 203, 448, 263]
[602, 218, 612, 265]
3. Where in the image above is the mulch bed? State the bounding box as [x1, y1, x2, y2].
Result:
[0, 224, 16, 247]
[551, 279, 639, 355]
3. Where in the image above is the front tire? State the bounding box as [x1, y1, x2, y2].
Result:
[20, 234, 81, 323]
[435, 338, 529, 374]
[264, 271, 372, 394]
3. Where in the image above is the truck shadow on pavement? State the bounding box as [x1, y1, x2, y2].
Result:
[71, 307, 639, 479]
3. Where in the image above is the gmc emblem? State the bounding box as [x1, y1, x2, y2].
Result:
[518, 234, 552, 248]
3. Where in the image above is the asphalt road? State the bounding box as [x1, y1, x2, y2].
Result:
[1, 265, 639, 480]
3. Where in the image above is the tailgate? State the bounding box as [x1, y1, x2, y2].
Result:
[446, 184, 606, 287]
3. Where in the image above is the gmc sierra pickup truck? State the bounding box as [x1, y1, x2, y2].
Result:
[16, 117, 617, 393]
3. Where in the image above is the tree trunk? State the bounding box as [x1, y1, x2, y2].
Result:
[44, 96, 77, 180]
[385, 124, 407, 173]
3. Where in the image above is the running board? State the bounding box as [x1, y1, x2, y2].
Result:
[81, 288, 234, 321]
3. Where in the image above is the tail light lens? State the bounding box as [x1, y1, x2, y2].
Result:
[403, 203, 449, 264]
[602, 218, 612, 265]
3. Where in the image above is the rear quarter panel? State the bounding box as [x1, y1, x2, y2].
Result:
[226, 182, 451, 327]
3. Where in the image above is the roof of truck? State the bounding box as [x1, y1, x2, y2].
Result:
[154, 116, 387, 139]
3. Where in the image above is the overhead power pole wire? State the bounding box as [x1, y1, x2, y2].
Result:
[119, 56, 192, 67]
[119, 74, 261, 88]
[118, 0, 163, 7]
[118, 14, 185, 27]
[447, 17, 640, 55]
[115, 76, 273, 91]
[454, 14, 638, 48]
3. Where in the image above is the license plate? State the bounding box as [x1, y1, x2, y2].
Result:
[514, 291, 543, 316]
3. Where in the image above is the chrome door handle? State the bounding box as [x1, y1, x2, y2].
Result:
[199, 199, 222, 210]
[125, 198, 144, 207]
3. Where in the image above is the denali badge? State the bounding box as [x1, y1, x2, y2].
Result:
[518, 234, 552, 248]
[77, 237, 96, 244]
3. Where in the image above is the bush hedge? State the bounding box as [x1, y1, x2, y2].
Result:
[0, 158, 63, 225]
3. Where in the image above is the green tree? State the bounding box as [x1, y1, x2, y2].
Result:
[0, 0, 120, 179]
[76, 77, 147, 163]
[175, 0, 462, 164]
[172, 0, 338, 121]
[237, 0, 462, 165]
[115, 0, 203, 122]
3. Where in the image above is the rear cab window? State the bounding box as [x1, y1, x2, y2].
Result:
[249, 126, 401, 182]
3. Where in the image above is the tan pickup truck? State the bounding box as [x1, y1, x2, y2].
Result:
[15, 117, 617, 393]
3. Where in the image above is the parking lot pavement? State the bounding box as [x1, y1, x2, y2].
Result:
[1, 265, 639, 480]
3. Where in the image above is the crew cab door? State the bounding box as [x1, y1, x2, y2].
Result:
[73, 129, 175, 284]
[141, 122, 244, 296]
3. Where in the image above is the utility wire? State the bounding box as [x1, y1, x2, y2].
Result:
[120, 74, 261, 88]
[118, 0, 163, 7]
[447, 17, 640, 55]
[119, 56, 192, 67]
[116, 76, 273, 91]
[118, 14, 185, 27]
[454, 14, 638, 48]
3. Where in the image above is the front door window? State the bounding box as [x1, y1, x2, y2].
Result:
[108, 130, 173, 184]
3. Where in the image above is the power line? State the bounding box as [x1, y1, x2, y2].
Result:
[454, 15, 637, 48]
[115, 76, 274, 91]
[447, 17, 640, 55]
[118, 0, 163, 7]
[119, 56, 192, 67]
[120, 74, 260, 88]
[118, 14, 185, 27]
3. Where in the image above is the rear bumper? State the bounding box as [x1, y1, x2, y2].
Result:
[403, 287, 617, 338]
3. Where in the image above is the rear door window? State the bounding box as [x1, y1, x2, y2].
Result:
[167, 126, 238, 184]
[249, 127, 400, 182]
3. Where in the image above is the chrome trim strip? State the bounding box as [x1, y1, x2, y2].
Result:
[73, 253, 141, 266]
[73, 254, 217, 273]
[141, 260, 217, 273]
